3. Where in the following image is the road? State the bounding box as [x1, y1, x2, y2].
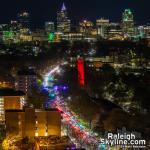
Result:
[42, 62, 102, 150]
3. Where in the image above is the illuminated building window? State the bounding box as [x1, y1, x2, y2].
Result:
[20, 97, 25, 108]
[35, 132, 38, 137]
[18, 121, 21, 125]
[45, 132, 48, 136]
[0, 97, 4, 121]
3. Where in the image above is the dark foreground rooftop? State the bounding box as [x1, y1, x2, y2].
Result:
[5, 108, 60, 112]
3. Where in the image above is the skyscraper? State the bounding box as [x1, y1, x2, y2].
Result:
[45, 22, 55, 32]
[17, 11, 31, 29]
[79, 20, 94, 36]
[96, 18, 110, 38]
[57, 3, 71, 33]
[122, 9, 135, 37]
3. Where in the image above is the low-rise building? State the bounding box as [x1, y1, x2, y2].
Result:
[0, 89, 26, 122]
[5, 108, 61, 137]
[0, 76, 15, 89]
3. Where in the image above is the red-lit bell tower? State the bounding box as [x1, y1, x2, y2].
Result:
[77, 58, 85, 87]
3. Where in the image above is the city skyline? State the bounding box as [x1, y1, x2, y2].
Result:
[0, 0, 149, 27]
[0, 0, 149, 149]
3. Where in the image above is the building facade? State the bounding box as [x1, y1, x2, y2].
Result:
[79, 20, 94, 36]
[96, 18, 110, 38]
[122, 9, 135, 37]
[17, 68, 37, 95]
[0, 89, 25, 122]
[17, 11, 31, 29]
[45, 22, 55, 33]
[5, 108, 61, 137]
[57, 3, 71, 33]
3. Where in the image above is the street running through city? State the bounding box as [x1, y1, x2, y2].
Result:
[42, 61, 101, 150]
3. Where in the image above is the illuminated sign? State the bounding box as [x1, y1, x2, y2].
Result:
[3, 31, 14, 39]
[48, 32, 55, 42]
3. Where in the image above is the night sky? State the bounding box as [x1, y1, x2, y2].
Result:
[0, 0, 149, 27]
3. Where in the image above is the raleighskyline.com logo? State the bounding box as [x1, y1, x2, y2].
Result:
[99, 132, 146, 149]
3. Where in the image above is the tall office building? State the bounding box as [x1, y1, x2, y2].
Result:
[10, 20, 20, 31]
[122, 9, 135, 37]
[143, 26, 150, 38]
[79, 20, 94, 36]
[96, 18, 110, 38]
[57, 3, 71, 33]
[107, 23, 123, 40]
[17, 11, 31, 29]
[45, 22, 55, 32]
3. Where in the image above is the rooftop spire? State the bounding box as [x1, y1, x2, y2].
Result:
[61, 2, 66, 11]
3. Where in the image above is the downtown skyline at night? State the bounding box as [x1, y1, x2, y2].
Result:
[0, 0, 149, 150]
[0, 0, 149, 27]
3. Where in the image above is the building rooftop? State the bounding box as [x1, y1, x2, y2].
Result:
[5, 108, 60, 113]
[61, 2, 66, 11]
[5, 109, 24, 112]
[0, 75, 14, 82]
[35, 108, 60, 112]
[0, 88, 25, 96]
